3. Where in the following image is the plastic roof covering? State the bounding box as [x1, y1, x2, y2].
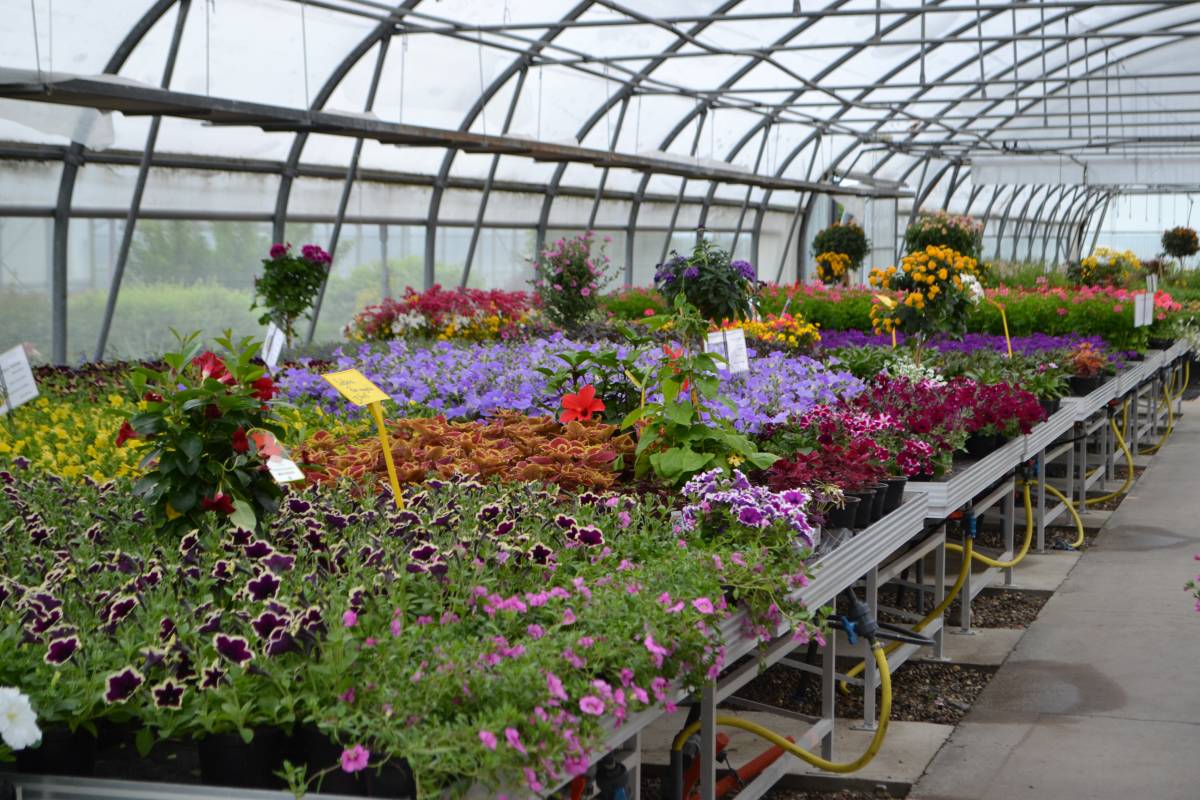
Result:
[3, 0, 1200, 361]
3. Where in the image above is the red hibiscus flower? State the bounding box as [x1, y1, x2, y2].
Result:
[232, 427, 249, 454]
[142, 391, 163, 403]
[250, 430, 284, 459]
[560, 384, 605, 423]
[250, 376, 276, 401]
[192, 352, 234, 385]
[115, 421, 139, 447]
[200, 493, 236, 515]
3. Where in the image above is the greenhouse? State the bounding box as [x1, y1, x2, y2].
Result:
[2, 1, 1200, 799]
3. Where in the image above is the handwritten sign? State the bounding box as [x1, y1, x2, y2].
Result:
[322, 369, 390, 406]
[262, 323, 285, 372]
[705, 329, 750, 374]
[267, 456, 305, 484]
[0, 345, 38, 415]
[321, 369, 403, 508]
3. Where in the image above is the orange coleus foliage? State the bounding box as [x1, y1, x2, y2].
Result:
[298, 412, 635, 491]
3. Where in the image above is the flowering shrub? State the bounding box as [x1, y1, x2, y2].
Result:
[654, 238, 757, 323]
[118, 332, 288, 533]
[1068, 247, 1139, 287]
[0, 463, 822, 795]
[904, 211, 984, 259]
[345, 285, 540, 342]
[252, 243, 331, 345]
[724, 313, 821, 354]
[298, 413, 635, 491]
[952, 378, 1045, 438]
[815, 251, 853, 285]
[812, 222, 870, 269]
[868, 245, 984, 341]
[532, 232, 613, 331]
[850, 375, 974, 477]
[1162, 226, 1199, 260]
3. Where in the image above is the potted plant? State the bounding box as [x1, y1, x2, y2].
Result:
[1162, 226, 1199, 263]
[1066, 247, 1138, 288]
[1066, 341, 1111, 395]
[653, 238, 757, 324]
[1022, 361, 1070, 416]
[903, 211, 983, 260]
[252, 243, 331, 347]
[531, 231, 613, 333]
[811, 221, 870, 286]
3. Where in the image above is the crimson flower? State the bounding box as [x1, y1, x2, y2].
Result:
[201, 493, 236, 515]
[115, 421, 139, 447]
[251, 376, 276, 401]
[231, 427, 250, 454]
[142, 391, 163, 402]
[560, 384, 605, 423]
[192, 352, 234, 385]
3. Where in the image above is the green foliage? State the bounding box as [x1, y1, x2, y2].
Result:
[811, 222, 870, 267]
[1162, 226, 1199, 259]
[598, 286, 667, 321]
[778, 288, 875, 330]
[121, 331, 289, 534]
[536, 323, 655, 425]
[623, 297, 777, 485]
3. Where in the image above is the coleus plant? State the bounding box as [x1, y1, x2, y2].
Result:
[117, 331, 289, 533]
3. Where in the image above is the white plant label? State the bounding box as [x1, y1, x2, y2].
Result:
[1134, 292, 1154, 328]
[0, 345, 38, 415]
[267, 456, 305, 484]
[705, 329, 750, 374]
[262, 322, 285, 372]
[1146, 274, 1159, 295]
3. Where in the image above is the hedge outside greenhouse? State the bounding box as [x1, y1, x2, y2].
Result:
[4, 4, 1200, 800]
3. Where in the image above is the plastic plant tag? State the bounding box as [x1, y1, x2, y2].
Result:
[0, 345, 38, 416]
[1147, 274, 1159, 294]
[262, 323, 285, 372]
[267, 456, 305, 484]
[322, 369, 389, 406]
[705, 329, 749, 374]
[1135, 293, 1153, 328]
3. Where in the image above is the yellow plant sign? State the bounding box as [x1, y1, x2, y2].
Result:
[322, 369, 390, 406]
[321, 369, 403, 508]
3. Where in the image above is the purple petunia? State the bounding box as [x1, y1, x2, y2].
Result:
[245, 572, 281, 601]
[213, 634, 255, 666]
[104, 667, 145, 704]
[44, 635, 80, 665]
[152, 680, 185, 709]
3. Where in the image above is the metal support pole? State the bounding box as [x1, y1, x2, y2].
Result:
[93, 0, 192, 362]
[821, 627, 835, 760]
[933, 523, 946, 660]
[958, 506, 973, 634]
[379, 223, 390, 299]
[1003, 481, 1015, 587]
[860, 567, 879, 730]
[305, 36, 390, 344]
[1037, 450, 1047, 553]
[699, 683, 717, 800]
[660, 109, 708, 264]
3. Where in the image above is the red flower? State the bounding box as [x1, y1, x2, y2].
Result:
[560, 384, 605, 423]
[204, 404, 223, 420]
[232, 427, 250, 454]
[200, 493, 236, 515]
[251, 376, 276, 401]
[250, 430, 284, 459]
[192, 352, 234, 385]
[115, 421, 139, 447]
[142, 391, 163, 403]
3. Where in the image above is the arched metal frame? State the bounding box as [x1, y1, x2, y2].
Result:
[16, 1, 1200, 361]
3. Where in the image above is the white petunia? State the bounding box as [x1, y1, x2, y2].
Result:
[0, 687, 42, 751]
[962, 274, 985, 305]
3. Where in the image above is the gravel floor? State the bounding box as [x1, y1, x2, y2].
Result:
[876, 583, 1050, 630]
[731, 658, 997, 727]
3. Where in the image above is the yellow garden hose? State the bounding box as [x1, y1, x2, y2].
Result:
[1140, 367, 1183, 455]
[839, 538, 974, 694]
[1040, 481, 1087, 549]
[943, 482, 1035, 569]
[673, 641, 892, 774]
[1084, 412, 1134, 507]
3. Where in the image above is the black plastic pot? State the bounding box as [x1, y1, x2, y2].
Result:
[198, 728, 288, 790]
[16, 727, 96, 776]
[365, 758, 416, 798]
[297, 726, 367, 796]
[964, 432, 1005, 460]
[1068, 374, 1106, 396]
[1148, 336, 1176, 350]
[882, 477, 907, 513]
[1127, 352, 1145, 362]
[846, 491, 874, 529]
[869, 483, 888, 523]
[1039, 397, 1062, 417]
[825, 497, 860, 529]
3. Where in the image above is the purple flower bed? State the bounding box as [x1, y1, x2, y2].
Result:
[818, 330, 1106, 357]
[279, 336, 862, 434]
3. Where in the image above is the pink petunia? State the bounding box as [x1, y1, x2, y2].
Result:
[340, 744, 370, 773]
[546, 671, 568, 702]
[479, 730, 497, 750]
[342, 610, 358, 628]
[505, 727, 527, 755]
[579, 696, 605, 716]
[692, 597, 715, 614]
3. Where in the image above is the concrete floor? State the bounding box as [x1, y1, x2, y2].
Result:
[911, 400, 1200, 800]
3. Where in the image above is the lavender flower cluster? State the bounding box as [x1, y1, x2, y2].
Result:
[680, 469, 814, 545]
[279, 337, 863, 434]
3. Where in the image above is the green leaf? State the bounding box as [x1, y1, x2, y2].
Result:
[229, 499, 257, 533]
[662, 400, 694, 426]
[180, 435, 202, 462]
[744, 450, 780, 469]
[134, 726, 155, 758]
[169, 483, 197, 513]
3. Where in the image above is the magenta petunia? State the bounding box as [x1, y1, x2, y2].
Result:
[340, 744, 370, 773]
[478, 730, 497, 750]
[692, 597, 715, 614]
[342, 610, 359, 628]
[504, 727, 527, 756]
[579, 696, 605, 716]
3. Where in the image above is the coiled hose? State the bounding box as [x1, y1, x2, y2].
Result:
[672, 641, 892, 780]
[1139, 362, 1187, 455]
[943, 482, 1034, 568]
